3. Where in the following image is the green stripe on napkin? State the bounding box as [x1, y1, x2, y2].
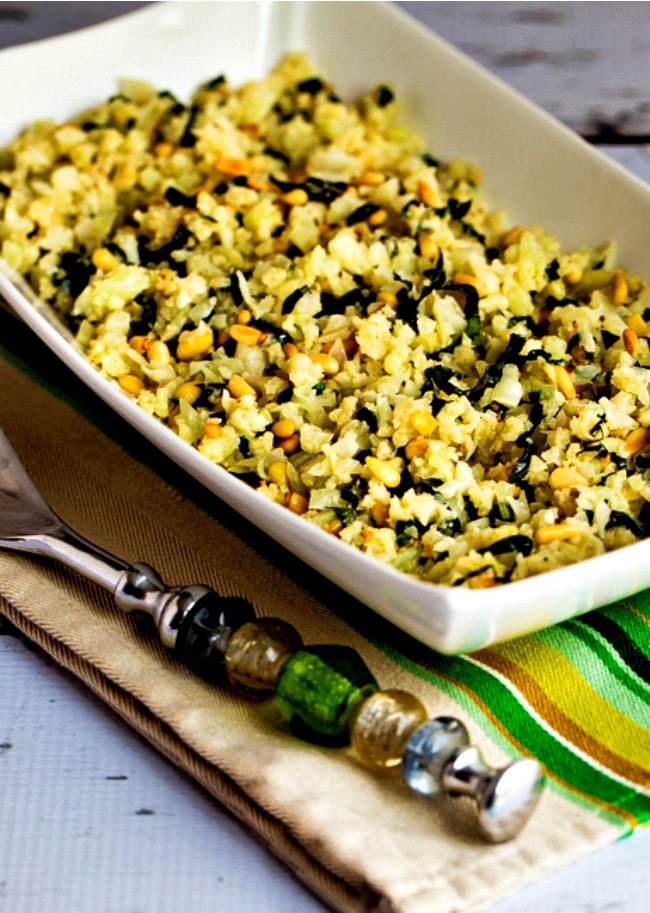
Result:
[346, 607, 650, 830]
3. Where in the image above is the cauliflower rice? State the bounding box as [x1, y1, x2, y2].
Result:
[1, 52, 649, 589]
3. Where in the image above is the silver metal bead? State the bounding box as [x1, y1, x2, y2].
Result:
[114, 563, 214, 648]
[403, 716, 545, 842]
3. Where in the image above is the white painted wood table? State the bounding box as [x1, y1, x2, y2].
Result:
[1, 4, 649, 912]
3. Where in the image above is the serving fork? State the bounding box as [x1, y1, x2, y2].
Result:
[0, 425, 544, 842]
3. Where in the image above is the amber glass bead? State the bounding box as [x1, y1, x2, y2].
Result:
[224, 618, 302, 696]
[350, 689, 428, 769]
[275, 645, 378, 746]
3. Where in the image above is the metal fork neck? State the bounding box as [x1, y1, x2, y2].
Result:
[4, 525, 211, 648]
[9, 525, 129, 591]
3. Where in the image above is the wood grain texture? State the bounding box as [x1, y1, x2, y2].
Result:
[402, 2, 650, 139]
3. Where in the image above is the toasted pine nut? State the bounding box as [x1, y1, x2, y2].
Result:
[229, 324, 265, 345]
[418, 231, 438, 261]
[281, 188, 309, 206]
[176, 326, 214, 360]
[545, 364, 576, 399]
[623, 327, 639, 357]
[535, 523, 581, 544]
[624, 427, 650, 455]
[358, 171, 385, 186]
[228, 374, 256, 399]
[627, 312, 648, 336]
[309, 352, 340, 375]
[405, 437, 429, 460]
[277, 433, 300, 454]
[410, 410, 436, 436]
[556, 366, 576, 400]
[154, 141, 174, 157]
[366, 456, 402, 488]
[564, 267, 584, 286]
[204, 422, 223, 439]
[368, 208, 388, 227]
[549, 467, 587, 489]
[147, 340, 171, 364]
[267, 461, 287, 484]
[282, 342, 299, 358]
[376, 290, 398, 306]
[453, 272, 480, 290]
[323, 517, 344, 535]
[129, 335, 149, 355]
[91, 247, 120, 271]
[118, 374, 144, 395]
[416, 179, 437, 207]
[272, 418, 297, 439]
[286, 492, 309, 514]
[611, 270, 629, 307]
[175, 381, 201, 404]
[214, 156, 253, 177]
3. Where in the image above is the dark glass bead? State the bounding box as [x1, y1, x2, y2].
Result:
[275, 645, 378, 746]
[174, 594, 255, 682]
[224, 618, 303, 696]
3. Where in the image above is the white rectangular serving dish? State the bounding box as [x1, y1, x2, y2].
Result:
[1, 1, 650, 654]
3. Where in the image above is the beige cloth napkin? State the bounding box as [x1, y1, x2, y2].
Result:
[0, 353, 619, 913]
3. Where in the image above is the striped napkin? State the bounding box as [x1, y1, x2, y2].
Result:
[0, 303, 648, 913]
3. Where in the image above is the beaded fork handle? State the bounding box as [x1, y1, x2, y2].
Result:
[0, 428, 545, 842]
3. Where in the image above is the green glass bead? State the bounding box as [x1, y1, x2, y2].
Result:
[224, 618, 302, 696]
[350, 689, 428, 769]
[274, 644, 378, 746]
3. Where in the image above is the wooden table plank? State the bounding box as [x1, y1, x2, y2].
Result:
[403, 2, 650, 139]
